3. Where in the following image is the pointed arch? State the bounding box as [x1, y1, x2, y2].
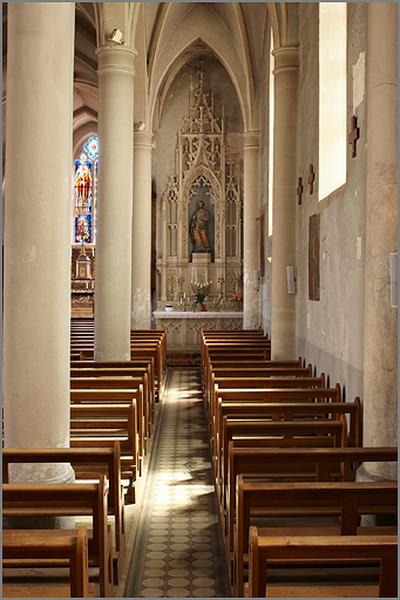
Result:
[149, 37, 247, 132]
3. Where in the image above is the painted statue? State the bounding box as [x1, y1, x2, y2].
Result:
[190, 200, 210, 251]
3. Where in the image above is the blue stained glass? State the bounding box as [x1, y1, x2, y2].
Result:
[84, 136, 99, 160]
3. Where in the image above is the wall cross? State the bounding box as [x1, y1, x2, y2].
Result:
[348, 115, 360, 158]
[308, 164, 315, 194]
[297, 177, 304, 205]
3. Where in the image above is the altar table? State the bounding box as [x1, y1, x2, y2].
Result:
[153, 311, 243, 352]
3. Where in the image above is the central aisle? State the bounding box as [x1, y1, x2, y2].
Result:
[126, 368, 230, 598]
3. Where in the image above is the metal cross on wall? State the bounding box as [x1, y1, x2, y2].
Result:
[297, 177, 304, 205]
[308, 164, 315, 194]
[348, 115, 360, 158]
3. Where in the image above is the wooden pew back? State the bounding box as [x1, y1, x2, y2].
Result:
[3, 528, 91, 598]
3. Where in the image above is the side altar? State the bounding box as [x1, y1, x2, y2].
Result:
[155, 66, 243, 313]
[153, 310, 243, 352]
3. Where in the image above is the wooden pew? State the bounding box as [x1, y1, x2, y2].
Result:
[203, 359, 305, 399]
[131, 346, 164, 401]
[248, 528, 398, 598]
[70, 360, 156, 423]
[70, 390, 140, 494]
[130, 333, 166, 397]
[70, 401, 137, 506]
[3, 477, 111, 597]
[235, 479, 397, 596]
[70, 380, 146, 461]
[218, 418, 346, 500]
[216, 400, 361, 492]
[201, 331, 268, 363]
[220, 418, 346, 513]
[218, 400, 361, 448]
[3, 528, 92, 598]
[3, 445, 124, 582]
[226, 445, 398, 560]
[70, 367, 154, 437]
[206, 368, 317, 409]
[211, 386, 342, 463]
[203, 345, 272, 373]
[209, 375, 326, 427]
[70, 336, 165, 401]
[131, 329, 167, 375]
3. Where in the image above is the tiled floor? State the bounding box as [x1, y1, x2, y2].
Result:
[125, 369, 230, 598]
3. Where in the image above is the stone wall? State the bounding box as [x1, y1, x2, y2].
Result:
[294, 3, 367, 401]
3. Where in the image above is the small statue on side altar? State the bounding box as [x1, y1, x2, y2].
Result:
[190, 200, 210, 252]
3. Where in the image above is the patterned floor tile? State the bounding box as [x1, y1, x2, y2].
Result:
[126, 368, 230, 597]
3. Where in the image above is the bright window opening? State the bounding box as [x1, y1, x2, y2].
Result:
[268, 29, 274, 235]
[319, 3, 347, 201]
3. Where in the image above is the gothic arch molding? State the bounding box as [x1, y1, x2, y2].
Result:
[149, 37, 248, 132]
[73, 123, 98, 159]
[156, 67, 242, 307]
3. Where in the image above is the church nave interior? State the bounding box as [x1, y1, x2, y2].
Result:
[2, 2, 398, 599]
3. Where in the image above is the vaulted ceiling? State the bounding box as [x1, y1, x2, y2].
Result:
[73, 2, 273, 133]
[3, 2, 298, 144]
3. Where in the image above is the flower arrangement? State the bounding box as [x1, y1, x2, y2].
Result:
[230, 294, 243, 310]
[191, 280, 211, 311]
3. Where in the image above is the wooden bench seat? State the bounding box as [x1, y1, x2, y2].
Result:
[214, 399, 362, 493]
[248, 529, 397, 598]
[130, 346, 164, 400]
[70, 339, 163, 383]
[131, 330, 167, 374]
[202, 334, 272, 374]
[209, 376, 327, 427]
[70, 388, 142, 479]
[218, 419, 346, 499]
[205, 366, 312, 402]
[3, 528, 92, 598]
[217, 401, 361, 450]
[71, 368, 154, 441]
[70, 360, 156, 422]
[235, 479, 397, 596]
[211, 386, 342, 461]
[206, 351, 273, 367]
[70, 381, 147, 461]
[226, 445, 398, 560]
[3, 445, 124, 580]
[70, 401, 138, 506]
[203, 359, 305, 396]
[3, 477, 111, 597]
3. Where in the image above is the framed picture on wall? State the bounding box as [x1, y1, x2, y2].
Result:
[260, 212, 265, 278]
[309, 213, 320, 301]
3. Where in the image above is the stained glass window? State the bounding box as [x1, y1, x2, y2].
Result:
[73, 135, 99, 243]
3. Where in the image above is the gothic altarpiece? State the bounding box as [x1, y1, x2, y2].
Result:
[156, 70, 243, 311]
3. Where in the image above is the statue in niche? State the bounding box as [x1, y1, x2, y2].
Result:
[190, 200, 210, 252]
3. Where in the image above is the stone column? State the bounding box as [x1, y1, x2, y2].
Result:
[95, 45, 136, 360]
[362, 3, 397, 479]
[270, 46, 299, 359]
[131, 131, 153, 329]
[4, 3, 75, 484]
[243, 131, 260, 329]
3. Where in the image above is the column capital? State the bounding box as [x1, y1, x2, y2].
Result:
[96, 44, 137, 76]
[134, 130, 153, 149]
[243, 130, 260, 150]
[272, 45, 299, 74]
